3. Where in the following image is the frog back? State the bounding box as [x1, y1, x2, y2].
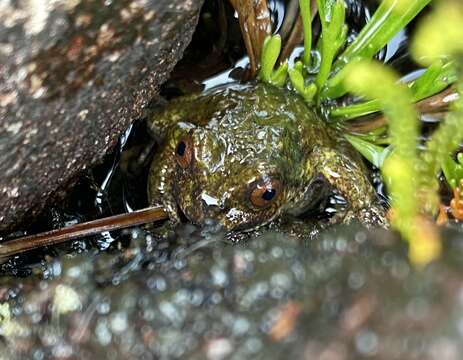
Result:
[149, 82, 332, 151]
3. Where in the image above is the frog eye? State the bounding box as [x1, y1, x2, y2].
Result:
[175, 136, 194, 168]
[249, 179, 281, 208]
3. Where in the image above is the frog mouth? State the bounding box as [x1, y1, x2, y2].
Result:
[176, 199, 279, 231]
[176, 201, 224, 229]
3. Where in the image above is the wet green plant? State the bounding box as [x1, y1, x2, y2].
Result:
[442, 154, 463, 190]
[324, 0, 431, 99]
[259, 0, 442, 108]
[331, 60, 456, 120]
[314, 0, 347, 99]
[344, 1, 463, 264]
[299, 0, 312, 67]
[342, 60, 442, 265]
[288, 62, 317, 103]
[259, 35, 288, 87]
[342, 62, 418, 216]
[412, 1, 463, 193]
[258, 0, 463, 265]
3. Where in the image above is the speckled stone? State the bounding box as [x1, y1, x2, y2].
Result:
[2, 226, 463, 360]
[0, 0, 203, 233]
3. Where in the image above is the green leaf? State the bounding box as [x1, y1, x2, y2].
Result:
[315, 0, 347, 100]
[324, 0, 432, 100]
[412, 1, 463, 65]
[411, 61, 457, 101]
[330, 99, 381, 120]
[289, 65, 317, 103]
[330, 61, 457, 120]
[260, 35, 281, 81]
[299, 0, 313, 67]
[259, 35, 288, 87]
[271, 62, 289, 87]
[344, 134, 391, 168]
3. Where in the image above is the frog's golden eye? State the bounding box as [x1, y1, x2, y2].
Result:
[249, 179, 281, 208]
[175, 136, 193, 169]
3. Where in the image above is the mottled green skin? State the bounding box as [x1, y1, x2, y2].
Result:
[148, 82, 385, 232]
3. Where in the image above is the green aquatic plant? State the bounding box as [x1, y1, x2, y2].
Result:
[324, 0, 431, 100]
[342, 62, 419, 222]
[288, 62, 317, 103]
[331, 60, 456, 120]
[442, 154, 463, 190]
[420, 98, 463, 193]
[258, 0, 463, 265]
[341, 60, 443, 265]
[347, 1, 463, 264]
[299, 0, 312, 68]
[314, 0, 347, 99]
[343, 1, 463, 264]
[259, 0, 442, 110]
[259, 35, 288, 87]
[412, 0, 463, 194]
[343, 133, 391, 168]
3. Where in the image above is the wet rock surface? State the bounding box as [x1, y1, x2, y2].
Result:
[2, 225, 463, 359]
[0, 0, 203, 233]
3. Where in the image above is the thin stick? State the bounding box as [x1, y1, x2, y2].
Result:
[279, 16, 304, 63]
[229, 0, 272, 76]
[279, 0, 318, 64]
[0, 206, 168, 259]
[348, 87, 459, 134]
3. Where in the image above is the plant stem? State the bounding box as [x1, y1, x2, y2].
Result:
[299, 0, 312, 67]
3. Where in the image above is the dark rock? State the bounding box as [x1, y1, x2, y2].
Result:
[0, 0, 204, 233]
[2, 226, 463, 359]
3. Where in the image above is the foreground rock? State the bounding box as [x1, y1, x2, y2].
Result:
[0, 0, 203, 233]
[1, 225, 463, 359]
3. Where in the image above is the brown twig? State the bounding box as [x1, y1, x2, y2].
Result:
[347, 87, 459, 134]
[279, 0, 300, 41]
[279, 0, 318, 63]
[279, 16, 304, 62]
[0, 206, 168, 259]
[229, 0, 272, 76]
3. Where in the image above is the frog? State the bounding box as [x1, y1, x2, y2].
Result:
[147, 82, 387, 236]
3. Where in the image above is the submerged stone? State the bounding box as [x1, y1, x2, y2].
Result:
[1, 225, 463, 359]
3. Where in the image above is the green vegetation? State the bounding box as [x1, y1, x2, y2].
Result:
[341, 61, 428, 261]
[443, 153, 463, 190]
[258, 0, 463, 265]
[258, 35, 288, 87]
[331, 60, 456, 120]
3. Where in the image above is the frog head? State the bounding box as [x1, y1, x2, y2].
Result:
[148, 82, 323, 232]
[171, 123, 289, 231]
